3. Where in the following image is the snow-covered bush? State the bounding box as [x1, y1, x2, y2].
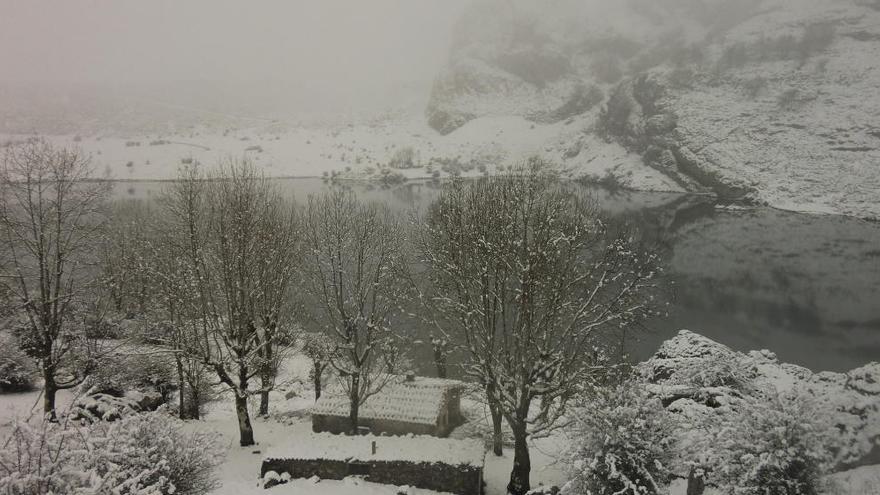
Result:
[0, 332, 36, 393]
[93, 412, 223, 495]
[672, 351, 756, 394]
[702, 394, 832, 495]
[85, 351, 176, 401]
[0, 412, 222, 495]
[563, 382, 676, 495]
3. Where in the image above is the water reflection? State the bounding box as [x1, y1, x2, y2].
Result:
[111, 179, 880, 372]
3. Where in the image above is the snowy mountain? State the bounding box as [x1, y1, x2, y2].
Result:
[428, 0, 880, 219]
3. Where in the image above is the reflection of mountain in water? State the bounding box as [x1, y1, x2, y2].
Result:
[111, 179, 880, 372]
[655, 208, 880, 371]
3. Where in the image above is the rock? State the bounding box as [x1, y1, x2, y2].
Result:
[68, 393, 141, 422]
[124, 390, 163, 412]
[641, 330, 880, 471]
[847, 363, 880, 395]
[69, 388, 165, 423]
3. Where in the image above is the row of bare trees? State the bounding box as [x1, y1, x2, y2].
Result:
[0, 140, 111, 420]
[134, 161, 411, 447]
[0, 140, 664, 495]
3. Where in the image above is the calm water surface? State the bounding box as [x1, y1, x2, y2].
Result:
[112, 178, 880, 373]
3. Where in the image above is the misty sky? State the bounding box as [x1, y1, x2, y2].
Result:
[0, 0, 469, 90]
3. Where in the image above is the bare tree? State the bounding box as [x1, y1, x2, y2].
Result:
[148, 160, 300, 445]
[100, 199, 153, 318]
[140, 197, 211, 420]
[0, 139, 110, 419]
[301, 189, 411, 434]
[302, 332, 333, 401]
[419, 160, 664, 495]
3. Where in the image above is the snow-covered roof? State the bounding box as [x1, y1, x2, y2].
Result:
[311, 376, 465, 425]
[264, 433, 485, 467]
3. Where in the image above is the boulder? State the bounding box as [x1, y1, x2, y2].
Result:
[641, 330, 880, 471]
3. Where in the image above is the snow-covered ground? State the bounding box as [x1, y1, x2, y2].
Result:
[0, 336, 876, 494]
[0, 111, 677, 191]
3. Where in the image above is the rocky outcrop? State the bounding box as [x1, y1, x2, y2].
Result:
[69, 390, 164, 422]
[642, 330, 880, 471]
[429, 0, 880, 219]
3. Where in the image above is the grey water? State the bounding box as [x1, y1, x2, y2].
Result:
[113, 178, 880, 373]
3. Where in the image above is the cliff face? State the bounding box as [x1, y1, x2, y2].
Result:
[429, 0, 880, 218]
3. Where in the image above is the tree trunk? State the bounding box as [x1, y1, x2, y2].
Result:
[258, 342, 274, 416]
[349, 373, 360, 434]
[687, 466, 706, 495]
[176, 356, 186, 420]
[487, 386, 503, 456]
[507, 424, 531, 495]
[433, 345, 447, 379]
[313, 362, 323, 401]
[43, 371, 58, 422]
[234, 393, 255, 446]
[185, 381, 201, 420]
[258, 388, 270, 417]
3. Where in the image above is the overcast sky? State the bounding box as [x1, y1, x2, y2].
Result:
[0, 0, 469, 89]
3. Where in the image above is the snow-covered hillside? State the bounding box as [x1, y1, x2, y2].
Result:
[428, 0, 880, 219]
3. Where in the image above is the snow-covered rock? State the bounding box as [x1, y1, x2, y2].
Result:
[68, 389, 164, 422]
[641, 329, 880, 470]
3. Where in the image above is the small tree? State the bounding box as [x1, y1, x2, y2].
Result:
[420, 160, 664, 495]
[100, 199, 153, 318]
[300, 190, 411, 434]
[0, 139, 111, 419]
[565, 381, 676, 495]
[692, 393, 832, 495]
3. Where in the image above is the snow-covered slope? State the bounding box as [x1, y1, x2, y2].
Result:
[428, 0, 880, 218]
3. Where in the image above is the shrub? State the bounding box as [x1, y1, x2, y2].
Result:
[86, 351, 176, 401]
[703, 394, 832, 495]
[0, 412, 222, 495]
[0, 333, 36, 393]
[564, 382, 676, 495]
[389, 146, 417, 169]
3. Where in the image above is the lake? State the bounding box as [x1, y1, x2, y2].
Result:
[112, 178, 880, 373]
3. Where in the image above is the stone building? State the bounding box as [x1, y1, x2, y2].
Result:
[311, 375, 466, 437]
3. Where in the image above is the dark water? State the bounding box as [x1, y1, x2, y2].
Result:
[113, 179, 880, 373]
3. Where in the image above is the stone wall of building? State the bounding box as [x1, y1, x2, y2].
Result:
[312, 414, 439, 437]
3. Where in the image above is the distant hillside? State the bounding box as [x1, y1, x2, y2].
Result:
[428, 0, 880, 219]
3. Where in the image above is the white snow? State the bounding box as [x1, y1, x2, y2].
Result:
[311, 375, 464, 425]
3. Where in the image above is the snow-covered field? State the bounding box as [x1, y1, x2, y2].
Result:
[0, 110, 677, 191]
[0, 352, 567, 495]
[2, 340, 877, 495]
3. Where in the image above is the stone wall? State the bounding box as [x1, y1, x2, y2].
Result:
[261, 457, 483, 495]
[312, 414, 439, 436]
